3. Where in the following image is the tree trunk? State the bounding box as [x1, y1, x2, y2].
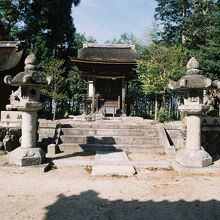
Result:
[182, 4, 187, 44]
[155, 95, 158, 120]
[53, 99, 56, 121]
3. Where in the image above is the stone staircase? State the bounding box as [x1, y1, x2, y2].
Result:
[58, 117, 164, 153]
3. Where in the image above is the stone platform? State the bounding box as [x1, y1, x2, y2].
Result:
[91, 151, 136, 176]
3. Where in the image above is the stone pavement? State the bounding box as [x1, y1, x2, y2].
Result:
[2, 149, 220, 174]
[91, 151, 136, 176]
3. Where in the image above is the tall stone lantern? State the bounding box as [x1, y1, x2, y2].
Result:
[4, 54, 51, 166]
[169, 57, 217, 168]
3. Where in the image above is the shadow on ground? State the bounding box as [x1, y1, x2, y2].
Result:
[44, 190, 220, 220]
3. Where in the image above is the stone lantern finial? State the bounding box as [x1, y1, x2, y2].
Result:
[186, 57, 201, 75]
[24, 53, 38, 71]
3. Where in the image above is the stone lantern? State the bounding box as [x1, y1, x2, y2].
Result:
[169, 57, 217, 168]
[4, 53, 51, 166]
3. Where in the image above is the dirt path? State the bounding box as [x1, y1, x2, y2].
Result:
[0, 158, 220, 220]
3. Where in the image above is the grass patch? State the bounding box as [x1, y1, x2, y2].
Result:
[84, 165, 92, 173]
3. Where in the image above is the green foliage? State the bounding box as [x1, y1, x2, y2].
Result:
[157, 109, 172, 122]
[22, 0, 80, 58]
[142, 20, 161, 45]
[137, 44, 188, 95]
[67, 66, 86, 99]
[75, 32, 97, 50]
[137, 44, 188, 120]
[0, 0, 27, 39]
[105, 32, 144, 56]
[155, 0, 216, 48]
[155, 0, 220, 91]
[195, 2, 220, 79]
[41, 58, 68, 102]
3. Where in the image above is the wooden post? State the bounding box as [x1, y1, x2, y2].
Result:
[95, 93, 99, 113]
[122, 77, 126, 115]
[92, 78, 96, 113]
[83, 95, 87, 115]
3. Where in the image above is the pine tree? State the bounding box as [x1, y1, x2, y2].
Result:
[155, 0, 215, 48]
[196, 2, 220, 79]
[0, 0, 28, 39]
[19, 0, 80, 59]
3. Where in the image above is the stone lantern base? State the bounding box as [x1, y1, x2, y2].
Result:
[9, 147, 45, 166]
[176, 148, 212, 168]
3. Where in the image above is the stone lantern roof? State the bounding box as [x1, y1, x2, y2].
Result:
[169, 57, 213, 91]
[4, 53, 50, 87]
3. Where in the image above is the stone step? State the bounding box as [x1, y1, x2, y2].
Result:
[59, 143, 164, 153]
[61, 123, 156, 129]
[60, 135, 161, 145]
[61, 128, 157, 136]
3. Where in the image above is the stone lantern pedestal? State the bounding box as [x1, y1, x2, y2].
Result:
[169, 57, 218, 168]
[176, 105, 212, 167]
[4, 54, 51, 166]
[8, 103, 45, 166]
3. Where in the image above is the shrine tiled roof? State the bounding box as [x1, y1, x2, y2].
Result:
[74, 43, 137, 64]
[0, 41, 24, 73]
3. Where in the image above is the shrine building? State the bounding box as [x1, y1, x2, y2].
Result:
[72, 43, 137, 116]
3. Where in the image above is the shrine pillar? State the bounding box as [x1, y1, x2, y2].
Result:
[92, 78, 96, 113]
[121, 77, 126, 115]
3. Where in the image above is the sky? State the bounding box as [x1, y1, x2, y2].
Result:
[72, 0, 157, 43]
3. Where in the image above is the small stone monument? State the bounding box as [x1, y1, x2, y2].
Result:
[169, 57, 219, 168]
[4, 53, 51, 166]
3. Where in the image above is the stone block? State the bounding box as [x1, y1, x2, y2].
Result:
[47, 144, 60, 155]
[1, 111, 22, 122]
[92, 164, 136, 176]
[91, 150, 136, 176]
[9, 147, 45, 166]
[176, 148, 212, 168]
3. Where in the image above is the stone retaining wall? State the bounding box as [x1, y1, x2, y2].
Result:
[164, 117, 220, 158]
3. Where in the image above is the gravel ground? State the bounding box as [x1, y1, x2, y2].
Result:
[0, 153, 220, 220]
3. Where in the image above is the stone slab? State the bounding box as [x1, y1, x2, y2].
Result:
[9, 147, 45, 166]
[52, 158, 172, 169]
[47, 144, 61, 155]
[172, 161, 220, 174]
[92, 164, 136, 176]
[95, 150, 129, 162]
[176, 148, 212, 168]
[91, 151, 136, 176]
[1, 111, 22, 122]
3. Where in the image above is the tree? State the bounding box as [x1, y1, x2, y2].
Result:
[105, 32, 138, 44]
[137, 44, 188, 120]
[75, 32, 97, 49]
[0, 0, 28, 39]
[41, 58, 68, 120]
[142, 20, 161, 45]
[155, 0, 215, 48]
[17, 0, 80, 59]
[196, 1, 220, 79]
[66, 66, 86, 113]
[105, 32, 145, 56]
